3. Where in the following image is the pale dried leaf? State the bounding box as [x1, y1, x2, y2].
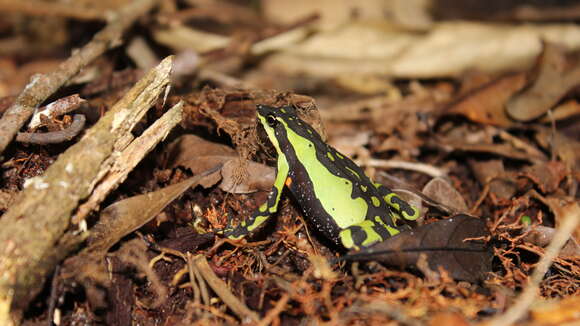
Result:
[219, 159, 275, 194]
[531, 295, 580, 324]
[422, 177, 468, 212]
[262, 22, 580, 78]
[153, 25, 229, 53]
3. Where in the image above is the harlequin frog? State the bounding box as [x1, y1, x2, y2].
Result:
[220, 105, 419, 250]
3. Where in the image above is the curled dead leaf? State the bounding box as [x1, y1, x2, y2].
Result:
[519, 161, 568, 194]
[220, 159, 275, 193]
[166, 134, 275, 193]
[507, 42, 580, 121]
[422, 177, 468, 212]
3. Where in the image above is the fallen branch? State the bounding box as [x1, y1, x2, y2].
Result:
[73, 101, 184, 224]
[0, 0, 159, 155]
[0, 57, 173, 325]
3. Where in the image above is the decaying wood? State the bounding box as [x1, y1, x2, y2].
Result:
[0, 57, 173, 325]
[73, 101, 184, 224]
[27, 94, 85, 129]
[0, 0, 159, 155]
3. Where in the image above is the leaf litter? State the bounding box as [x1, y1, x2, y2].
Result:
[0, 2, 579, 326]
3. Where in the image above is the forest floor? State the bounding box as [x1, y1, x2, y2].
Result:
[0, 1, 578, 325]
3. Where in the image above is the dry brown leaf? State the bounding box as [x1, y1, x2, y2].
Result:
[0, 59, 61, 97]
[390, 23, 580, 77]
[468, 159, 516, 200]
[263, 0, 432, 30]
[428, 312, 469, 326]
[445, 73, 527, 126]
[262, 0, 398, 30]
[520, 161, 568, 194]
[435, 128, 546, 163]
[166, 134, 236, 171]
[88, 167, 221, 254]
[534, 126, 580, 170]
[60, 167, 221, 298]
[343, 215, 492, 282]
[507, 43, 580, 121]
[219, 158, 275, 194]
[153, 25, 230, 53]
[327, 130, 370, 159]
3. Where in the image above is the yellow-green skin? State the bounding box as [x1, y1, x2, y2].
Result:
[222, 105, 419, 250]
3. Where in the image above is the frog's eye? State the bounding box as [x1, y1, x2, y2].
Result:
[266, 114, 278, 127]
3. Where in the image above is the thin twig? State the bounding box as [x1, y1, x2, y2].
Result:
[256, 293, 290, 326]
[188, 303, 238, 324]
[359, 158, 448, 179]
[46, 265, 60, 326]
[194, 264, 211, 307]
[28, 94, 85, 129]
[16, 114, 86, 144]
[497, 129, 548, 162]
[193, 255, 259, 323]
[187, 253, 210, 307]
[0, 0, 159, 155]
[186, 253, 202, 316]
[488, 202, 580, 326]
[470, 180, 491, 214]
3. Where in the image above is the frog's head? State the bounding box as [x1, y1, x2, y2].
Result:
[256, 104, 317, 155]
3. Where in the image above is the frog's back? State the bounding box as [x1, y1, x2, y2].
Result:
[274, 108, 392, 240]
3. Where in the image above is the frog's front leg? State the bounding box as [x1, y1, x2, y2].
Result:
[338, 217, 401, 250]
[221, 156, 290, 240]
[375, 183, 420, 221]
